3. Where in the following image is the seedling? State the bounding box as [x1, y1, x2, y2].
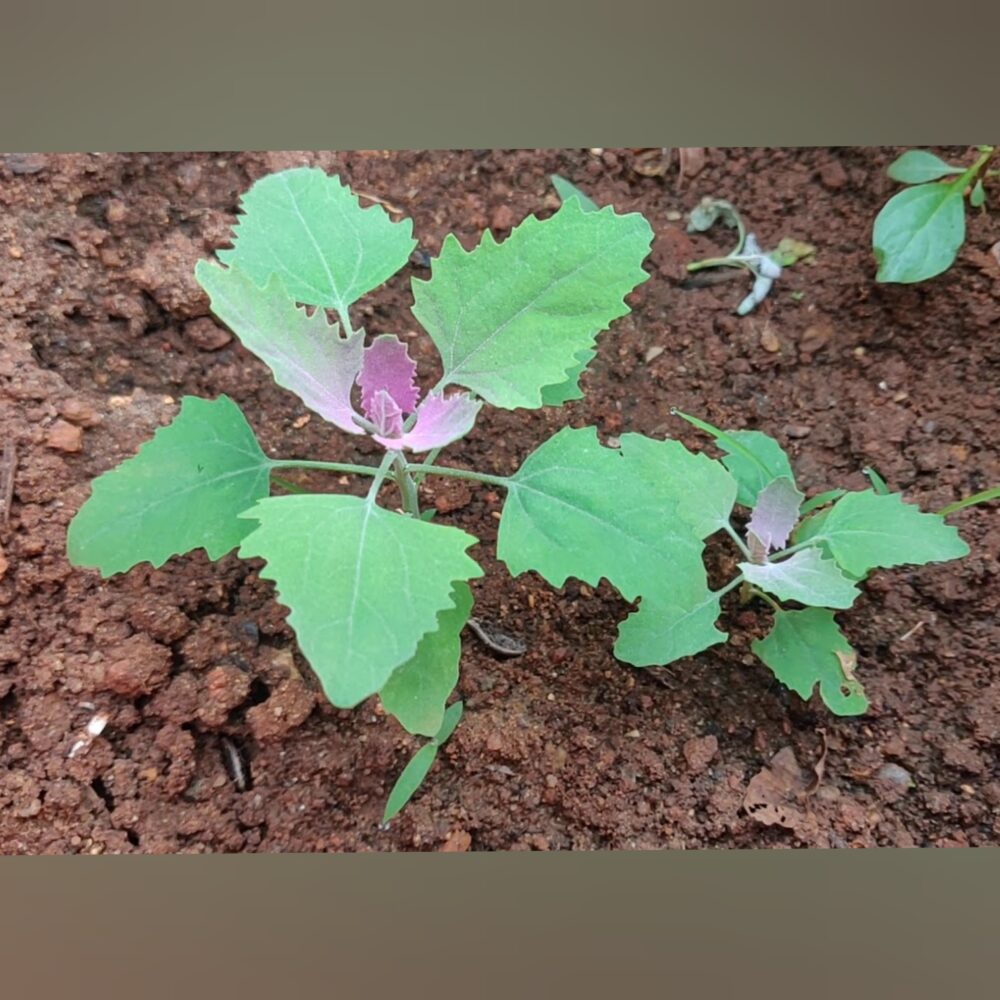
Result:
[873, 145, 996, 283]
[684, 198, 815, 315]
[67, 166, 658, 816]
[659, 411, 987, 715]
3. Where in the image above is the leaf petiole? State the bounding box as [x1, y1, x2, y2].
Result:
[405, 463, 510, 489]
[270, 458, 380, 477]
[723, 521, 752, 559]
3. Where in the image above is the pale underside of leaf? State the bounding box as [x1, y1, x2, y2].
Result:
[67, 395, 272, 576]
[746, 476, 805, 552]
[740, 548, 860, 609]
[411, 197, 653, 409]
[216, 167, 417, 317]
[196, 262, 365, 435]
[238, 495, 483, 708]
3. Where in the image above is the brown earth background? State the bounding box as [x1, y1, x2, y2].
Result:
[1, 148, 998, 853]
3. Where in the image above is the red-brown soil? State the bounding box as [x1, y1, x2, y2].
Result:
[1, 148, 997, 852]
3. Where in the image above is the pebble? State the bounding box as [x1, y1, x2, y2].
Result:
[783, 423, 812, 439]
[184, 317, 232, 351]
[5, 153, 47, 175]
[105, 199, 127, 225]
[760, 326, 781, 353]
[799, 321, 834, 355]
[490, 204, 515, 231]
[59, 398, 101, 427]
[682, 734, 719, 774]
[819, 159, 848, 190]
[45, 419, 83, 453]
[876, 763, 914, 790]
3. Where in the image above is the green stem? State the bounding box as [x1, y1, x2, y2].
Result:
[406, 463, 510, 489]
[270, 458, 380, 477]
[366, 451, 398, 505]
[687, 257, 751, 274]
[392, 455, 421, 516]
[714, 574, 744, 600]
[723, 521, 752, 560]
[270, 474, 309, 494]
[769, 538, 819, 562]
[748, 586, 782, 612]
[412, 447, 443, 486]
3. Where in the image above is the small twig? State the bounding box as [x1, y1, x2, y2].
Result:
[1, 441, 16, 526]
[464, 617, 527, 657]
[895, 620, 927, 644]
[803, 729, 828, 798]
[355, 191, 405, 215]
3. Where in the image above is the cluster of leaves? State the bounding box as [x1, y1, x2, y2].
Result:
[66, 166, 981, 819]
[873, 146, 995, 283]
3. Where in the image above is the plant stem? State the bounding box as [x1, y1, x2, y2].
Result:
[411, 447, 443, 486]
[748, 586, 782, 612]
[270, 458, 380, 477]
[392, 455, 421, 516]
[687, 257, 750, 274]
[366, 451, 397, 505]
[714, 574, 744, 600]
[270, 474, 309, 494]
[406, 463, 510, 489]
[769, 538, 819, 561]
[723, 521, 752, 560]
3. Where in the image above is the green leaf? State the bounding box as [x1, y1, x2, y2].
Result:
[614, 590, 726, 666]
[673, 412, 795, 507]
[862, 466, 890, 495]
[67, 395, 271, 576]
[616, 434, 738, 539]
[799, 488, 846, 517]
[873, 181, 966, 283]
[887, 150, 964, 184]
[380, 583, 473, 737]
[551, 174, 599, 212]
[806, 490, 970, 577]
[538, 348, 597, 406]
[238, 495, 483, 708]
[382, 701, 463, 823]
[937, 485, 1000, 516]
[411, 196, 653, 409]
[382, 743, 438, 823]
[216, 167, 416, 317]
[970, 178, 986, 208]
[740, 548, 861, 609]
[498, 427, 725, 665]
[752, 608, 868, 715]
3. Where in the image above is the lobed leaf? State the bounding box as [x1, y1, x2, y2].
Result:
[195, 262, 365, 434]
[752, 607, 868, 715]
[498, 427, 726, 666]
[538, 348, 597, 406]
[740, 548, 860, 609]
[380, 583, 473, 737]
[238, 495, 483, 708]
[216, 167, 416, 317]
[550, 174, 599, 212]
[673, 412, 795, 508]
[804, 489, 970, 578]
[873, 182, 966, 283]
[411, 196, 653, 409]
[67, 395, 271, 576]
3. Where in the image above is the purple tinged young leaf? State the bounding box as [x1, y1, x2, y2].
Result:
[367, 389, 405, 438]
[358, 334, 420, 416]
[373, 391, 482, 453]
[746, 476, 805, 553]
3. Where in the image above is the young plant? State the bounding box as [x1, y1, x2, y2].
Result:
[67, 166, 660, 815]
[653, 411, 983, 714]
[873, 145, 996, 283]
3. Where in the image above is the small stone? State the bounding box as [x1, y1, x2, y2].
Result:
[682, 734, 719, 774]
[439, 829, 472, 852]
[876, 763, 914, 790]
[184, 318, 232, 351]
[490, 204, 515, 231]
[819, 159, 848, 190]
[784, 423, 812, 439]
[8, 245, 23, 259]
[105, 199, 127, 225]
[45, 419, 83, 453]
[5, 153, 47, 175]
[176, 161, 203, 193]
[760, 325, 780, 353]
[644, 345, 665, 363]
[799, 321, 834, 355]
[59, 398, 102, 427]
